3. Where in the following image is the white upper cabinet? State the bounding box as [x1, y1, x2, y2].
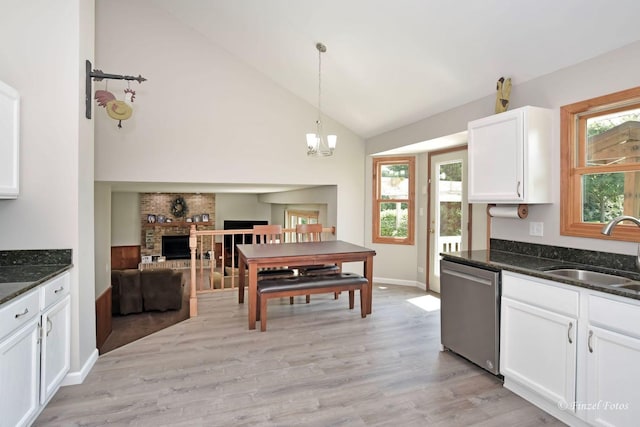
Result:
[468, 106, 552, 203]
[0, 80, 19, 199]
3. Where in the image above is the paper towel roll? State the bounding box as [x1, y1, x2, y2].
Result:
[488, 205, 528, 219]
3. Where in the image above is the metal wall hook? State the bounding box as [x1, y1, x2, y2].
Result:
[85, 60, 147, 119]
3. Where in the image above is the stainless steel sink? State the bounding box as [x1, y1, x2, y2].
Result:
[610, 283, 640, 292]
[544, 268, 633, 286]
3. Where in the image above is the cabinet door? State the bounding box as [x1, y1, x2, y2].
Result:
[501, 297, 576, 408]
[40, 295, 70, 405]
[0, 80, 20, 199]
[468, 109, 523, 202]
[585, 325, 640, 426]
[0, 320, 40, 427]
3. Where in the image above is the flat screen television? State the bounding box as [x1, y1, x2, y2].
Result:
[223, 220, 268, 249]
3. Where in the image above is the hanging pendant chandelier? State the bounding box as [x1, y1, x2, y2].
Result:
[306, 42, 336, 157]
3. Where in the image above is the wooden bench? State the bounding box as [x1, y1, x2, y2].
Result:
[257, 272, 369, 331]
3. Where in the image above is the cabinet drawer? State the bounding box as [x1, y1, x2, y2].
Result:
[589, 294, 640, 339]
[503, 272, 579, 317]
[41, 272, 70, 310]
[0, 289, 40, 339]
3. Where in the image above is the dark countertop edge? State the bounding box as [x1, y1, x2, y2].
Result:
[441, 251, 640, 301]
[0, 249, 72, 267]
[0, 264, 73, 306]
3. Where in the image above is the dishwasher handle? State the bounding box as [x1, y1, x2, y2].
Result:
[441, 267, 493, 286]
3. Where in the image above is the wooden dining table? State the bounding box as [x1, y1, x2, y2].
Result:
[236, 240, 376, 330]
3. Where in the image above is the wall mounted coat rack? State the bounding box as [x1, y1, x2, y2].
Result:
[85, 60, 147, 119]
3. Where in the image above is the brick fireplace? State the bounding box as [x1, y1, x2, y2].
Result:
[140, 192, 215, 258]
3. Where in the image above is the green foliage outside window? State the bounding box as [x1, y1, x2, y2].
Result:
[379, 204, 408, 238]
[440, 202, 461, 236]
[582, 114, 640, 222]
[582, 173, 624, 222]
[439, 162, 462, 236]
[381, 164, 409, 177]
[439, 163, 462, 182]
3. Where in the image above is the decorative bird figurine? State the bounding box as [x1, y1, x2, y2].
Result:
[495, 77, 512, 113]
[95, 88, 135, 128]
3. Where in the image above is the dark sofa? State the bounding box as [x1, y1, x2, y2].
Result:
[111, 268, 183, 315]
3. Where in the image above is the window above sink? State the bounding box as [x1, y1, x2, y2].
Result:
[561, 86, 640, 242]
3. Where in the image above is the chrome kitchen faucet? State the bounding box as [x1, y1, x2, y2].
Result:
[601, 215, 640, 270]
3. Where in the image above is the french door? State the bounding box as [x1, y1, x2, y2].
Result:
[427, 147, 488, 292]
[427, 148, 468, 293]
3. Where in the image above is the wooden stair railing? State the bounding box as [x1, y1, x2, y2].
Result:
[188, 225, 336, 317]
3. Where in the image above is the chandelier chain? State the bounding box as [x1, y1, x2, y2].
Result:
[317, 43, 323, 127]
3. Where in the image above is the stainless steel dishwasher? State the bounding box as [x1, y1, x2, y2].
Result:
[440, 259, 501, 375]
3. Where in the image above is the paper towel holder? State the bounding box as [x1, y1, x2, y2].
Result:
[486, 204, 528, 219]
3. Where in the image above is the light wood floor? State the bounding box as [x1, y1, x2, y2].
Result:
[36, 284, 564, 426]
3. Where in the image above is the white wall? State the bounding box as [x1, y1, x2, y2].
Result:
[0, 0, 97, 381]
[94, 0, 366, 248]
[111, 192, 141, 246]
[215, 193, 271, 231]
[77, 0, 98, 381]
[259, 186, 337, 231]
[366, 41, 640, 287]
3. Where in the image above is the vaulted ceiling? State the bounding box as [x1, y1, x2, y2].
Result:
[148, 0, 640, 139]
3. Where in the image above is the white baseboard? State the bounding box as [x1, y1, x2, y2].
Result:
[373, 276, 425, 290]
[61, 348, 98, 386]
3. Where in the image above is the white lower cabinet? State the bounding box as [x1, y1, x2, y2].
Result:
[0, 272, 70, 427]
[40, 294, 71, 405]
[501, 271, 640, 427]
[582, 295, 640, 426]
[501, 296, 577, 407]
[0, 315, 40, 427]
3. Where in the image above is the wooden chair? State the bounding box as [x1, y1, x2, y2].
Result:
[252, 224, 299, 304]
[296, 224, 341, 276]
[295, 223, 323, 243]
[296, 223, 341, 299]
[253, 224, 285, 245]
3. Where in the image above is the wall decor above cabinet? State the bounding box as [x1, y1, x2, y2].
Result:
[0, 79, 20, 199]
[468, 106, 552, 204]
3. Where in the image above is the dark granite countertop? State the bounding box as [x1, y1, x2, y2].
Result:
[0, 250, 72, 307]
[441, 248, 640, 301]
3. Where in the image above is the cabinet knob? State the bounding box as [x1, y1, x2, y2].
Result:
[588, 330, 594, 353]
